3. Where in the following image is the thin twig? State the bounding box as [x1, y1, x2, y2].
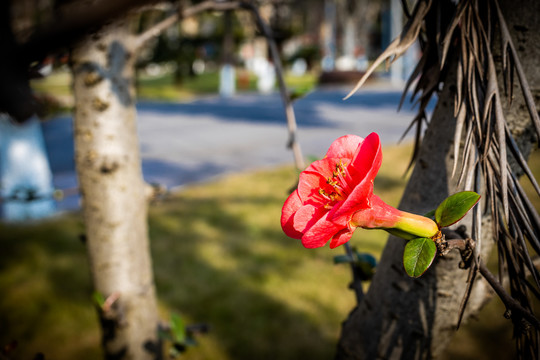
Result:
[242, 1, 305, 170]
[477, 260, 540, 330]
[135, 11, 179, 49]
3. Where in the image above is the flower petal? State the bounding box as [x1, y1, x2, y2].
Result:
[297, 158, 337, 203]
[303, 157, 336, 178]
[326, 135, 364, 160]
[292, 204, 328, 235]
[301, 211, 344, 248]
[329, 229, 353, 249]
[328, 178, 373, 225]
[348, 132, 382, 187]
[281, 190, 304, 239]
[297, 172, 327, 205]
[350, 194, 401, 229]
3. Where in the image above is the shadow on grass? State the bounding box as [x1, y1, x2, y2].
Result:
[150, 192, 345, 360]
[0, 217, 101, 360]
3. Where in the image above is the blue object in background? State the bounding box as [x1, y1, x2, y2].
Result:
[219, 64, 236, 98]
[0, 115, 56, 220]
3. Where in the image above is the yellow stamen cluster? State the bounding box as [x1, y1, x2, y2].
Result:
[318, 188, 341, 209]
[333, 160, 347, 178]
[318, 160, 350, 209]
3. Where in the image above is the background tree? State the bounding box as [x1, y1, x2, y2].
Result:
[69, 2, 249, 358]
[71, 18, 162, 359]
[5, 1, 304, 357]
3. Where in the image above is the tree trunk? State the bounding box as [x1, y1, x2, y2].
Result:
[496, 0, 540, 158]
[335, 0, 539, 358]
[336, 54, 490, 360]
[71, 20, 161, 360]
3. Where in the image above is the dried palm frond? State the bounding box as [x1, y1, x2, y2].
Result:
[347, 0, 540, 357]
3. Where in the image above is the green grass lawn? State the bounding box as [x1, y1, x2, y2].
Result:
[31, 68, 318, 104]
[0, 145, 538, 359]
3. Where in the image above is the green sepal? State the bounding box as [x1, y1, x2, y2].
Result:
[385, 228, 418, 240]
[403, 237, 437, 278]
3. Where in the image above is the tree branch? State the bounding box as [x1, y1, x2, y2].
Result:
[20, 0, 161, 63]
[135, 0, 243, 49]
[135, 10, 180, 49]
[241, 1, 305, 170]
[477, 259, 540, 330]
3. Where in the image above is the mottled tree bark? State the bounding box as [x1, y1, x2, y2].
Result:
[335, 0, 539, 358]
[71, 20, 161, 360]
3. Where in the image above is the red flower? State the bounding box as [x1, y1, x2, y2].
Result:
[281, 133, 438, 249]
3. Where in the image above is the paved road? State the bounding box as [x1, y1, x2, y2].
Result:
[42, 83, 432, 210]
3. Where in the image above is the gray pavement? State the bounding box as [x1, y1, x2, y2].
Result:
[42, 82, 433, 210]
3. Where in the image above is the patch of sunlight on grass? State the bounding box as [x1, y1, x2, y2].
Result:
[284, 72, 318, 94]
[137, 84, 195, 102]
[136, 72, 218, 101]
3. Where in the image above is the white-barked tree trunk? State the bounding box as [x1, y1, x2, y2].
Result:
[71, 19, 161, 360]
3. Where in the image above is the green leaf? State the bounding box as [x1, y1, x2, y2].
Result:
[170, 313, 186, 344]
[403, 238, 437, 278]
[435, 191, 481, 228]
